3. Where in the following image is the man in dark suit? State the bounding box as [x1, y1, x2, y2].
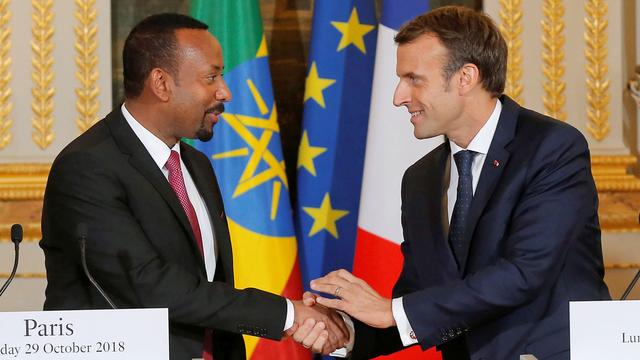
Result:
[40, 13, 347, 360]
[302, 6, 611, 360]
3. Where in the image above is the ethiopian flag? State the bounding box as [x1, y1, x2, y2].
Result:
[190, 1, 309, 359]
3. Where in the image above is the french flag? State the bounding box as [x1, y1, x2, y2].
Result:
[353, 0, 443, 358]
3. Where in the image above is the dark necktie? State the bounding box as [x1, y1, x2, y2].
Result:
[449, 150, 476, 266]
[165, 150, 213, 360]
[166, 150, 205, 254]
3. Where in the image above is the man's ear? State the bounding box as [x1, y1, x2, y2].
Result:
[458, 63, 480, 95]
[147, 68, 172, 102]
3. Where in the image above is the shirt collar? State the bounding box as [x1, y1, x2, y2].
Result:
[449, 99, 502, 155]
[121, 103, 181, 170]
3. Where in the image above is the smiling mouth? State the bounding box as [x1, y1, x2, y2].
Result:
[208, 102, 225, 116]
[203, 103, 225, 129]
[410, 110, 424, 118]
[205, 112, 219, 125]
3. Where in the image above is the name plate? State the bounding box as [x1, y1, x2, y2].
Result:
[571, 300, 640, 360]
[0, 308, 168, 359]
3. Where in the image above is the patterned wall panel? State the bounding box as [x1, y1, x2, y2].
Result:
[0, 0, 111, 311]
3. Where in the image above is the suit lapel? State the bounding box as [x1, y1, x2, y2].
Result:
[459, 96, 519, 274]
[415, 142, 460, 279]
[105, 110, 205, 268]
[181, 143, 234, 285]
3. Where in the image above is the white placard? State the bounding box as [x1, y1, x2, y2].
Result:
[571, 300, 640, 360]
[0, 308, 168, 359]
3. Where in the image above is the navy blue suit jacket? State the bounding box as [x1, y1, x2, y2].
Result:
[352, 96, 610, 360]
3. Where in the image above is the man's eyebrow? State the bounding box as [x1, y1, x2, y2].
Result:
[207, 64, 223, 72]
[401, 71, 420, 78]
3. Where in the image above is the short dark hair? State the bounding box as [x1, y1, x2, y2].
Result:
[123, 13, 209, 98]
[395, 6, 507, 97]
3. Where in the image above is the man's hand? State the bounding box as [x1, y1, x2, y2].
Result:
[286, 318, 329, 353]
[302, 291, 317, 306]
[291, 299, 349, 354]
[310, 269, 395, 329]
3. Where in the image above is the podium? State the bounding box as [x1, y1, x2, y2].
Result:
[571, 300, 640, 359]
[0, 308, 168, 359]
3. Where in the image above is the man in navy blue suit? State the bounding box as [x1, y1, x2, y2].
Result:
[299, 6, 611, 360]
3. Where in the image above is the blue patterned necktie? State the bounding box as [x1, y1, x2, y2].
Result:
[449, 150, 476, 266]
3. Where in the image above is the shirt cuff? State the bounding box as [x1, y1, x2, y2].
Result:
[283, 299, 294, 331]
[392, 297, 418, 346]
[330, 311, 355, 358]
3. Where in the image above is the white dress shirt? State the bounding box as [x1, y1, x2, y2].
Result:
[121, 104, 294, 331]
[392, 99, 503, 346]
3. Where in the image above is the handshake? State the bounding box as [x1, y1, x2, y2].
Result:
[285, 269, 397, 354]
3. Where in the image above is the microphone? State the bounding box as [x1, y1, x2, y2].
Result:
[0, 224, 23, 297]
[620, 270, 640, 300]
[77, 223, 118, 309]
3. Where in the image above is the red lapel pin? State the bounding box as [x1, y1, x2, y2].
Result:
[493, 159, 500, 167]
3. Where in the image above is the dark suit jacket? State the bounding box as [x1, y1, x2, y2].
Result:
[40, 109, 287, 360]
[351, 96, 611, 360]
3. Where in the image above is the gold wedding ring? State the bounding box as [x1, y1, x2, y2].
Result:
[334, 286, 342, 298]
